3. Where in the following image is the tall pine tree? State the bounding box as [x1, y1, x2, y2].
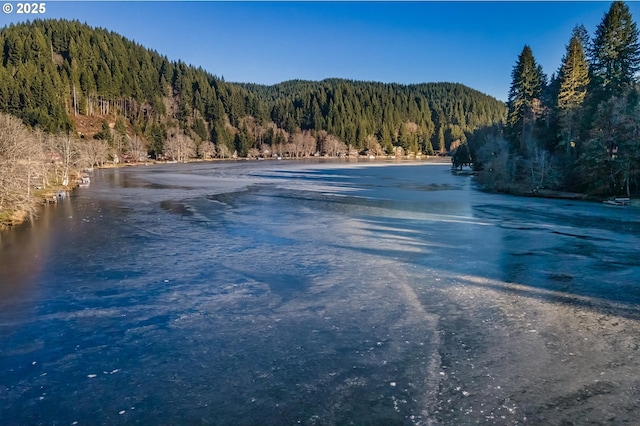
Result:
[589, 1, 640, 99]
[557, 25, 590, 152]
[506, 45, 546, 150]
[580, 1, 640, 196]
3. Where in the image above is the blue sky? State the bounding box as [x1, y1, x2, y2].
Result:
[1, 1, 638, 101]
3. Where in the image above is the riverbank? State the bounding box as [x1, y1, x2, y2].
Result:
[0, 186, 70, 231]
[488, 185, 638, 205]
[0, 155, 453, 231]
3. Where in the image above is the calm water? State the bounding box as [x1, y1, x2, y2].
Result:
[1, 160, 639, 425]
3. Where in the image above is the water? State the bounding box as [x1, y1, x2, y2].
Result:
[1, 160, 639, 425]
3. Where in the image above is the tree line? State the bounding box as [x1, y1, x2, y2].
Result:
[467, 1, 640, 197]
[241, 79, 505, 155]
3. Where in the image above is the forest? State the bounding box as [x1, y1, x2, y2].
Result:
[467, 1, 640, 198]
[0, 18, 505, 154]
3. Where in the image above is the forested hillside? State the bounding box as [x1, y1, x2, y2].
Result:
[242, 79, 506, 154]
[0, 19, 264, 159]
[0, 19, 505, 160]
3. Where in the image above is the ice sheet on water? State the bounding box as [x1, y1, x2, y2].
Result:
[2, 160, 640, 424]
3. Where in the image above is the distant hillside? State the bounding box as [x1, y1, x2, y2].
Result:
[0, 19, 505, 157]
[242, 79, 506, 152]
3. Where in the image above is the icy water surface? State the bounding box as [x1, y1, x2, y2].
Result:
[1, 160, 639, 425]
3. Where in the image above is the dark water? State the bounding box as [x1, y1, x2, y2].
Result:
[1, 161, 639, 425]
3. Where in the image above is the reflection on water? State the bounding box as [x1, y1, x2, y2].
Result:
[0, 199, 65, 300]
[1, 161, 639, 425]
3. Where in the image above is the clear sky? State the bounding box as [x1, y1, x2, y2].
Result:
[1, 1, 638, 101]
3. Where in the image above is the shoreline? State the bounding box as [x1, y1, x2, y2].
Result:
[0, 155, 452, 231]
[477, 184, 637, 205]
[454, 169, 636, 205]
[3, 155, 634, 231]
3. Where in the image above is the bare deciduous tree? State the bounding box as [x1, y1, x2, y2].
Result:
[165, 130, 196, 162]
[78, 138, 110, 169]
[522, 136, 557, 190]
[322, 134, 347, 157]
[247, 148, 261, 159]
[260, 143, 271, 158]
[199, 141, 217, 160]
[127, 135, 147, 163]
[300, 131, 317, 157]
[48, 133, 79, 186]
[0, 114, 44, 220]
[217, 143, 232, 159]
[364, 134, 384, 157]
[289, 130, 315, 158]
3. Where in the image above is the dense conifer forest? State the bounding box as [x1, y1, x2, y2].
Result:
[0, 19, 505, 156]
[242, 80, 505, 155]
[469, 1, 640, 198]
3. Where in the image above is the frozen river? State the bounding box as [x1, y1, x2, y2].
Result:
[1, 160, 639, 424]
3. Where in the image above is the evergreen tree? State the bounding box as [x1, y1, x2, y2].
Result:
[234, 125, 251, 157]
[589, 1, 640, 98]
[578, 91, 640, 196]
[579, 1, 640, 195]
[147, 123, 165, 159]
[557, 26, 590, 152]
[506, 45, 546, 150]
[574, 24, 591, 55]
[436, 125, 445, 153]
[114, 116, 127, 137]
